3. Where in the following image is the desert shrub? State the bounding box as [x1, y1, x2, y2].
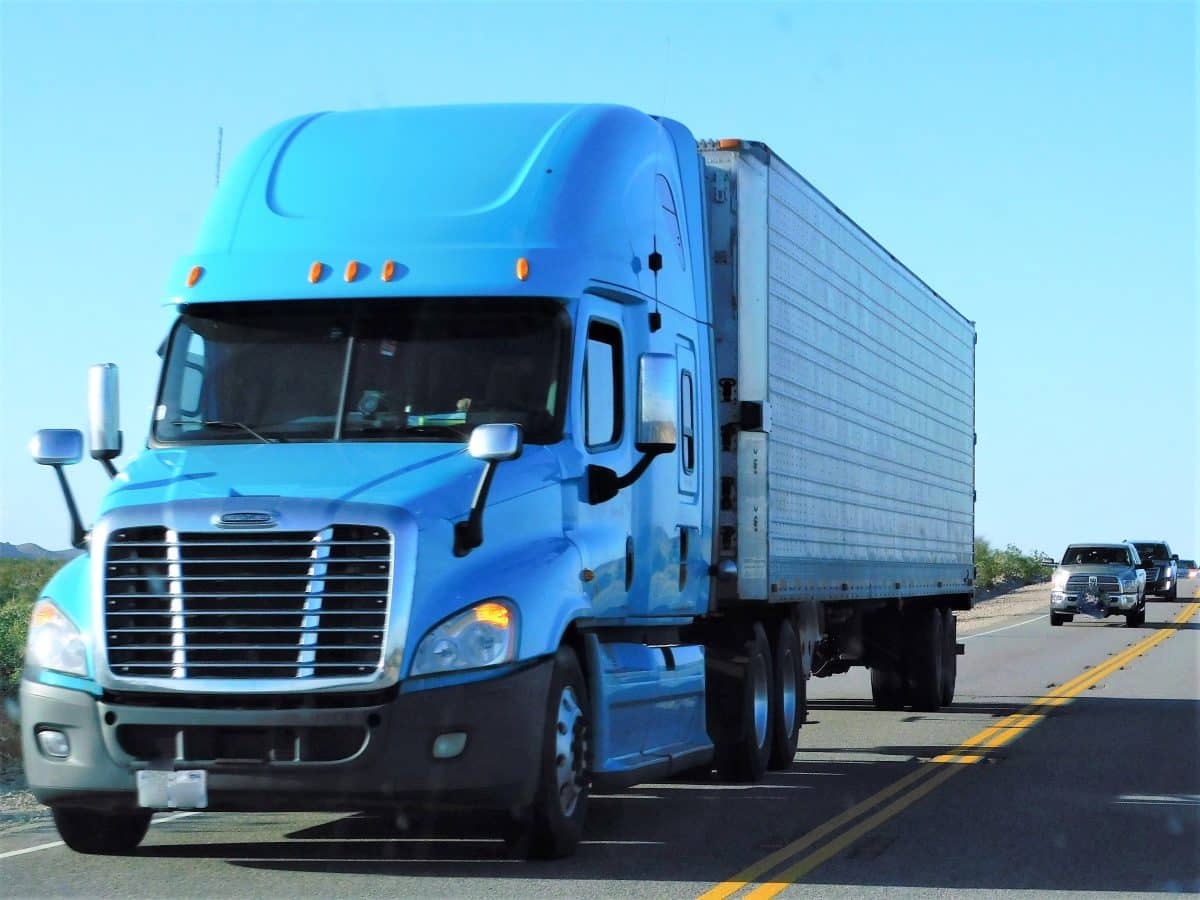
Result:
[974, 538, 1051, 590]
[0, 559, 63, 691]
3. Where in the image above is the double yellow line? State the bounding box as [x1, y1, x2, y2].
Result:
[699, 601, 1200, 900]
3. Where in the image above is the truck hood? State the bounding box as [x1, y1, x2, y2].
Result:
[99, 442, 563, 524]
[1056, 564, 1138, 578]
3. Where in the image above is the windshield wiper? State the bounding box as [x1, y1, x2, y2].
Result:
[172, 420, 284, 444]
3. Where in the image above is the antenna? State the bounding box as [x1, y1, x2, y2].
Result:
[214, 126, 224, 188]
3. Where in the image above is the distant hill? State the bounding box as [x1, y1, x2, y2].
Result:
[0, 542, 83, 561]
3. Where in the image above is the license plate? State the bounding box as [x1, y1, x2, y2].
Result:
[136, 769, 208, 809]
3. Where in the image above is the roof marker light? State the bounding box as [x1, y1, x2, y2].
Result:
[382, 260, 396, 282]
[186, 266, 203, 287]
[344, 260, 359, 282]
[516, 257, 530, 281]
[308, 262, 324, 284]
[717, 139, 742, 150]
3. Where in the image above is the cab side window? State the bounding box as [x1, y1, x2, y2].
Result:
[584, 322, 623, 448]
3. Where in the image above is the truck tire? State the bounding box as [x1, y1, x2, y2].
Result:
[714, 622, 773, 782]
[1125, 607, 1145, 628]
[904, 606, 943, 712]
[513, 646, 590, 859]
[1165, 583, 1177, 601]
[768, 619, 804, 770]
[869, 664, 905, 710]
[939, 610, 957, 707]
[52, 807, 152, 854]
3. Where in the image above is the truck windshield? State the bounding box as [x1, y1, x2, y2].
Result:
[1061, 546, 1130, 565]
[154, 298, 570, 445]
[1131, 543, 1169, 562]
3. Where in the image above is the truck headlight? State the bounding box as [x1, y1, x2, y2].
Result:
[26, 599, 88, 677]
[1120, 578, 1136, 591]
[411, 600, 517, 676]
[1051, 571, 1070, 591]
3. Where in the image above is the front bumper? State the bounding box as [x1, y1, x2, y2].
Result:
[1050, 591, 1141, 613]
[20, 659, 552, 814]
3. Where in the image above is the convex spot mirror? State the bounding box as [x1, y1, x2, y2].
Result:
[30, 429, 84, 467]
[88, 363, 122, 460]
[635, 353, 678, 454]
[468, 423, 524, 463]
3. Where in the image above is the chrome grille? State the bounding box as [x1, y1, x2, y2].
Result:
[1065, 574, 1120, 593]
[1144, 567, 1159, 583]
[104, 525, 391, 679]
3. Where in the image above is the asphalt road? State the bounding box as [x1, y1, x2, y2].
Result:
[3, 594, 1198, 899]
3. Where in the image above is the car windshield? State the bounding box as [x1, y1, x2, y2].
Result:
[1061, 546, 1129, 565]
[153, 298, 571, 445]
[1131, 543, 1169, 562]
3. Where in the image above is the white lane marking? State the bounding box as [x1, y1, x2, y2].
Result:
[0, 810, 198, 861]
[960, 614, 1049, 640]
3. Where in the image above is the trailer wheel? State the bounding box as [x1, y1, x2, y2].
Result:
[905, 606, 943, 712]
[768, 619, 804, 770]
[869, 664, 905, 710]
[511, 646, 590, 859]
[939, 610, 957, 707]
[714, 622, 773, 782]
[52, 807, 152, 855]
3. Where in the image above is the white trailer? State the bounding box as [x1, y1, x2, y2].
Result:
[697, 141, 975, 774]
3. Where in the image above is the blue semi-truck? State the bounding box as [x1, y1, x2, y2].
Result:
[22, 104, 976, 857]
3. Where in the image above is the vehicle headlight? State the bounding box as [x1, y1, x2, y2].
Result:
[1119, 578, 1136, 592]
[26, 599, 88, 677]
[1051, 571, 1070, 591]
[411, 600, 517, 676]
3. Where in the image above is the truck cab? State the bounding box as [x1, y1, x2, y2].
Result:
[22, 104, 717, 857]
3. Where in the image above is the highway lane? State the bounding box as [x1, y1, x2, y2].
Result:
[2, 598, 1196, 898]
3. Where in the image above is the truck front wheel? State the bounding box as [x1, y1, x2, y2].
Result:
[52, 807, 152, 854]
[511, 646, 591, 859]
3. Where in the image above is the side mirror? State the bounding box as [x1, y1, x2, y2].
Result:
[29, 429, 84, 467]
[468, 423, 523, 463]
[88, 363, 122, 476]
[587, 353, 678, 505]
[455, 424, 524, 556]
[28, 429, 87, 548]
[635, 353, 678, 454]
[1172, 554, 1179, 561]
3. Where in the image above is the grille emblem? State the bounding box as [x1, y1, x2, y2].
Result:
[216, 511, 276, 528]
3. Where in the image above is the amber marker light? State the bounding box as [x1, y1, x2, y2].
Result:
[473, 602, 511, 629]
[308, 261, 324, 284]
[515, 257, 530, 281]
[344, 260, 360, 282]
[186, 266, 204, 287]
[717, 138, 743, 150]
[381, 260, 396, 282]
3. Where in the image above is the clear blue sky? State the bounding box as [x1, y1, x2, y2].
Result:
[1, 1, 1195, 559]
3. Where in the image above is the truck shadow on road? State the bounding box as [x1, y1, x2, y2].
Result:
[132, 696, 1199, 893]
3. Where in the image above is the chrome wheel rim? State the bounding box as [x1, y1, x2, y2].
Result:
[554, 685, 586, 817]
[779, 645, 797, 737]
[750, 651, 769, 748]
